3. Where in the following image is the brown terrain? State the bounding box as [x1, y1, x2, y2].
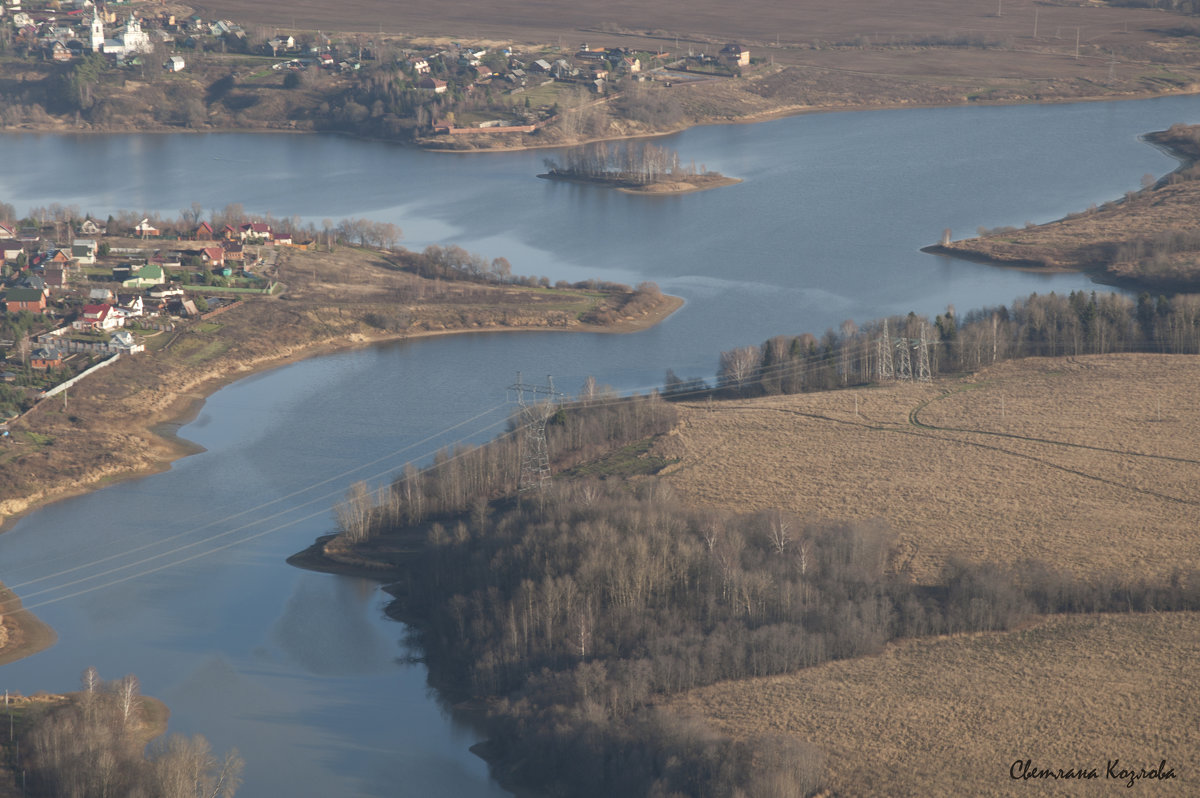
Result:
[655, 354, 1200, 583]
[196, 0, 1200, 113]
[671, 611, 1199, 797]
[653, 352, 1200, 795]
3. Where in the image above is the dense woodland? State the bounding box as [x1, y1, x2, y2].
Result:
[681, 291, 1200, 399]
[329, 375, 1200, 797]
[13, 669, 241, 798]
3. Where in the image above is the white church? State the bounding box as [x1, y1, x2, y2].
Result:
[90, 11, 153, 57]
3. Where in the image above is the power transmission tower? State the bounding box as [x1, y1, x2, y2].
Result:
[917, 323, 932, 383]
[895, 334, 912, 381]
[877, 319, 895, 381]
[508, 372, 565, 493]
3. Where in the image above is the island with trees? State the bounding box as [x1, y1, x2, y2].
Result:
[539, 141, 739, 194]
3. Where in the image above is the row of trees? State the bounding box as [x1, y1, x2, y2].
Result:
[543, 141, 706, 185]
[332, 391, 678, 543]
[687, 291, 1200, 398]
[17, 668, 242, 798]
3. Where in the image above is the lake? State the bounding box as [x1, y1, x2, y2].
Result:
[0, 95, 1196, 795]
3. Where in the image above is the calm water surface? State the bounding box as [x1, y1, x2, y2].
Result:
[0, 95, 1197, 795]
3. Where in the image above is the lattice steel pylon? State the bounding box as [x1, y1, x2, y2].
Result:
[916, 323, 932, 383]
[877, 319, 895, 381]
[896, 334, 913, 381]
[508, 372, 565, 493]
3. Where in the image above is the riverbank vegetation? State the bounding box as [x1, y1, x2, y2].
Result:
[0, 669, 241, 798]
[299, 338, 1200, 796]
[933, 123, 1200, 290]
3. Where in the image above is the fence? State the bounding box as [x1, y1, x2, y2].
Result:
[42, 354, 121, 398]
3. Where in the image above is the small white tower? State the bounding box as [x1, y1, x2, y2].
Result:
[89, 9, 105, 53]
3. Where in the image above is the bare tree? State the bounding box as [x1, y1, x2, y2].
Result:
[116, 674, 141, 732]
[718, 346, 761, 395]
[150, 734, 244, 798]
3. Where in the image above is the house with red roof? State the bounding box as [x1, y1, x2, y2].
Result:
[73, 303, 123, 331]
[239, 222, 273, 242]
[201, 246, 225, 266]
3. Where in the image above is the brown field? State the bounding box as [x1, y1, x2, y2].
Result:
[659, 354, 1200, 794]
[654, 354, 1200, 583]
[196, 0, 1175, 59]
[194, 0, 1200, 108]
[669, 611, 1199, 797]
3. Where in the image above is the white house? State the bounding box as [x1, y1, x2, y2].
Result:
[109, 330, 144, 353]
[165, 55, 185, 72]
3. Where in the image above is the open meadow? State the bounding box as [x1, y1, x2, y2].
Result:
[655, 353, 1200, 794]
[669, 611, 1199, 797]
[655, 353, 1200, 584]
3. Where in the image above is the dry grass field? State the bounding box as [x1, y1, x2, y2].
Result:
[194, 0, 1200, 107]
[195, 0, 1173, 59]
[669, 611, 1200, 797]
[658, 354, 1200, 794]
[654, 354, 1200, 583]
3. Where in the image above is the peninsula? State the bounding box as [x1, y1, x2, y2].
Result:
[0, 215, 681, 535]
[925, 123, 1200, 291]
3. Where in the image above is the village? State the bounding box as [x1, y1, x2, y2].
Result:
[0, 0, 754, 139]
[0, 210, 296, 423]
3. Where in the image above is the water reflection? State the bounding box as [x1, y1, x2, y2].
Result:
[273, 576, 390, 676]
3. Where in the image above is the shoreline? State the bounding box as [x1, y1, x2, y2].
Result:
[3, 84, 1198, 156]
[926, 126, 1200, 290]
[0, 582, 58, 666]
[0, 291, 681, 664]
[537, 171, 741, 195]
[0, 293, 683, 536]
[413, 85, 1200, 154]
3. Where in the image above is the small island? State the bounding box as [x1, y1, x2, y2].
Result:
[539, 141, 740, 194]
